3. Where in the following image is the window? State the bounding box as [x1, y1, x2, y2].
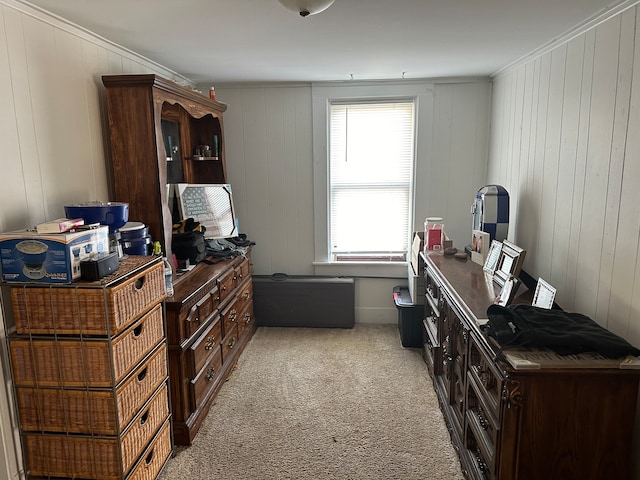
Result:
[329, 100, 415, 261]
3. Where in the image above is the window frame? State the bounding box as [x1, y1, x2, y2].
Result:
[328, 99, 416, 262]
[311, 80, 434, 277]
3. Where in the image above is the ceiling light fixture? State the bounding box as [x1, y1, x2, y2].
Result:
[278, 0, 335, 17]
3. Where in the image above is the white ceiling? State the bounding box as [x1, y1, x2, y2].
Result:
[21, 0, 627, 84]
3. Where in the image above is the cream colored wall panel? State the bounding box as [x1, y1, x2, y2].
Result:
[40, 28, 96, 212]
[516, 62, 537, 257]
[507, 66, 525, 239]
[430, 84, 453, 222]
[574, 17, 620, 322]
[291, 87, 315, 274]
[0, 7, 29, 232]
[235, 88, 272, 274]
[215, 85, 315, 275]
[264, 88, 291, 271]
[610, 9, 640, 341]
[447, 82, 490, 248]
[565, 29, 596, 309]
[527, 54, 551, 278]
[80, 41, 110, 201]
[597, 10, 635, 332]
[3, 10, 45, 228]
[537, 46, 566, 281]
[550, 36, 585, 305]
[490, 7, 640, 340]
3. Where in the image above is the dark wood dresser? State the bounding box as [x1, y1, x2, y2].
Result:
[165, 252, 255, 445]
[102, 74, 257, 446]
[420, 251, 640, 480]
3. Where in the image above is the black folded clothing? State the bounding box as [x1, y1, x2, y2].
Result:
[226, 234, 254, 247]
[486, 304, 640, 358]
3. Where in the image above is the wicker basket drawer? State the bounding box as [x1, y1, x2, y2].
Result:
[16, 344, 168, 434]
[120, 383, 170, 473]
[10, 305, 164, 387]
[190, 345, 223, 410]
[128, 418, 172, 480]
[11, 258, 165, 336]
[187, 316, 222, 377]
[221, 323, 238, 363]
[23, 384, 169, 480]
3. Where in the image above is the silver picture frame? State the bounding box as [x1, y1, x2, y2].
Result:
[494, 240, 526, 287]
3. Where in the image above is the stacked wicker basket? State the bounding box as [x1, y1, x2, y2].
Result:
[4, 255, 172, 479]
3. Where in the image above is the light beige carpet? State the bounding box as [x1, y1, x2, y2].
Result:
[158, 324, 464, 480]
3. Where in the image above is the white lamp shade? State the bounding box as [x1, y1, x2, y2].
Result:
[278, 0, 335, 16]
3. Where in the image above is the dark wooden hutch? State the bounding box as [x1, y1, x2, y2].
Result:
[103, 74, 256, 445]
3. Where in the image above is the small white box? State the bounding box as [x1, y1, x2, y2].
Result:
[411, 231, 424, 276]
[408, 262, 425, 304]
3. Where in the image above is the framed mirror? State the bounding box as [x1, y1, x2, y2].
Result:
[494, 240, 526, 287]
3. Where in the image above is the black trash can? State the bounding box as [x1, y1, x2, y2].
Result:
[393, 286, 424, 348]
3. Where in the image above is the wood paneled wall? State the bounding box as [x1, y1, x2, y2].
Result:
[216, 81, 491, 276]
[0, 2, 192, 479]
[489, 6, 640, 344]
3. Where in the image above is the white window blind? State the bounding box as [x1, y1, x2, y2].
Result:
[329, 100, 415, 261]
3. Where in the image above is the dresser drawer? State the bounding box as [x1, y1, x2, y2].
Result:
[11, 257, 165, 336]
[235, 256, 252, 284]
[221, 324, 238, 363]
[220, 298, 239, 337]
[189, 346, 223, 410]
[183, 286, 220, 339]
[217, 267, 237, 303]
[467, 339, 503, 424]
[16, 343, 167, 436]
[187, 316, 222, 377]
[10, 304, 164, 388]
[237, 300, 254, 337]
[235, 278, 253, 314]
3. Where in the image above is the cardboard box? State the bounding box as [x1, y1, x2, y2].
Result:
[0, 226, 109, 283]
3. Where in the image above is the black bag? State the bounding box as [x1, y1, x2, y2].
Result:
[172, 231, 206, 264]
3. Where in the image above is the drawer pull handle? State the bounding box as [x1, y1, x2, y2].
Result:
[134, 276, 146, 290]
[140, 410, 150, 426]
[145, 449, 154, 465]
[205, 366, 216, 381]
[229, 309, 237, 321]
[244, 314, 251, 325]
[133, 324, 143, 337]
[137, 368, 148, 382]
[243, 291, 250, 300]
[205, 336, 216, 350]
[228, 337, 236, 349]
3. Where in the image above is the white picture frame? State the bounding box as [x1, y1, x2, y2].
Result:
[532, 277, 556, 309]
[483, 240, 502, 274]
[497, 276, 519, 306]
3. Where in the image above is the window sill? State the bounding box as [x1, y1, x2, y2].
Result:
[312, 261, 409, 279]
